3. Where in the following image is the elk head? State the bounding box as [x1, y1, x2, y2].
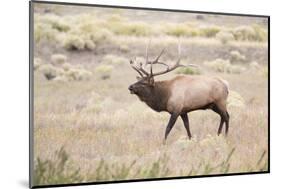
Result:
[128, 43, 186, 96]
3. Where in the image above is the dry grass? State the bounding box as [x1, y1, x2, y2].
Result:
[34, 59, 268, 185]
[33, 3, 268, 186]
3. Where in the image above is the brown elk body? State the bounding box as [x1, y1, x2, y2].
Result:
[128, 44, 229, 142]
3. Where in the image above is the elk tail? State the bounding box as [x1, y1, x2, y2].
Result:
[217, 77, 229, 94]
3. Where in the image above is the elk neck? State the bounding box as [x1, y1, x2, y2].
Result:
[138, 81, 171, 112]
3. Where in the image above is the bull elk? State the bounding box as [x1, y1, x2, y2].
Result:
[128, 43, 230, 143]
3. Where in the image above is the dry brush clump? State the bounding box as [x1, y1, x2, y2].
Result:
[227, 90, 245, 108]
[216, 31, 235, 45]
[164, 23, 199, 37]
[199, 25, 221, 38]
[51, 54, 67, 65]
[232, 25, 267, 42]
[109, 21, 153, 36]
[229, 51, 246, 63]
[63, 27, 113, 50]
[38, 64, 64, 80]
[35, 54, 92, 81]
[34, 13, 70, 43]
[94, 65, 113, 80]
[204, 58, 246, 74]
[34, 57, 43, 70]
[63, 68, 92, 81]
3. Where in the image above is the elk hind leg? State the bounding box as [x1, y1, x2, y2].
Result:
[225, 111, 230, 135]
[211, 103, 228, 136]
[180, 114, 192, 139]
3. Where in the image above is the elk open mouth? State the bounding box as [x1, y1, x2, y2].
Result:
[129, 89, 135, 94]
[128, 86, 135, 94]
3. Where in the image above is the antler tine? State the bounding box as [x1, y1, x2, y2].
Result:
[139, 62, 150, 76]
[153, 48, 166, 63]
[149, 42, 185, 77]
[132, 66, 144, 77]
[150, 47, 166, 76]
[145, 40, 151, 66]
[130, 60, 148, 77]
[146, 61, 169, 67]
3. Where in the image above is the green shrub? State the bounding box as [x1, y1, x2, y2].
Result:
[34, 58, 43, 70]
[216, 31, 235, 44]
[204, 58, 231, 72]
[228, 65, 246, 74]
[89, 28, 113, 44]
[252, 24, 267, 42]
[136, 154, 170, 178]
[119, 44, 129, 52]
[200, 26, 220, 38]
[38, 64, 64, 80]
[64, 68, 92, 81]
[89, 154, 170, 181]
[204, 58, 245, 74]
[106, 14, 125, 23]
[34, 23, 60, 43]
[84, 39, 96, 50]
[176, 67, 201, 75]
[61, 62, 72, 71]
[164, 24, 199, 37]
[233, 26, 254, 41]
[231, 25, 267, 41]
[51, 54, 67, 65]
[63, 25, 113, 50]
[34, 14, 70, 43]
[34, 147, 83, 186]
[227, 90, 245, 108]
[230, 51, 246, 63]
[95, 65, 113, 80]
[110, 22, 152, 36]
[63, 34, 85, 50]
[34, 147, 267, 185]
[260, 66, 268, 78]
[36, 14, 70, 32]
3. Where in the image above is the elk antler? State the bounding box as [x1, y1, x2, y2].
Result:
[148, 43, 184, 77]
[130, 60, 144, 77]
[130, 42, 197, 78]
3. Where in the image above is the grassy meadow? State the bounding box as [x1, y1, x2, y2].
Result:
[32, 3, 269, 186]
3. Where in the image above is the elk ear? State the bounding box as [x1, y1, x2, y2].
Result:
[149, 76, 154, 85]
[136, 76, 142, 81]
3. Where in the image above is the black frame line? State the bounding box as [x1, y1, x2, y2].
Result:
[29, 0, 270, 188]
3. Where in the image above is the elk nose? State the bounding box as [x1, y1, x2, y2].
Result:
[128, 85, 133, 91]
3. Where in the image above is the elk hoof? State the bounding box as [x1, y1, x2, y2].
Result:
[162, 139, 167, 145]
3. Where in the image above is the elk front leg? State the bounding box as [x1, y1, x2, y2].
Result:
[217, 116, 224, 136]
[180, 114, 192, 139]
[164, 113, 178, 143]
